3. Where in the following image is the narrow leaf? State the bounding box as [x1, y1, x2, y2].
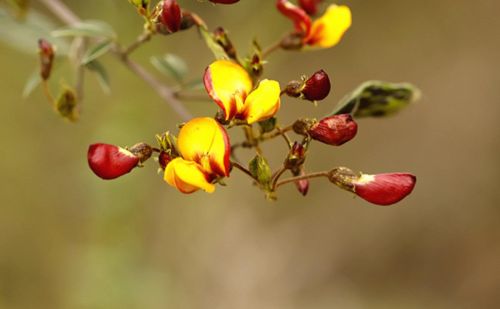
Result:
[150, 53, 188, 82]
[199, 27, 229, 60]
[22, 70, 42, 99]
[81, 40, 113, 65]
[51, 20, 116, 39]
[331, 81, 421, 118]
[85, 60, 111, 94]
[0, 8, 69, 55]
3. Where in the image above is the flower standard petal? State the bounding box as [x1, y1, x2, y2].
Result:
[242, 79, 281, 124]
[177, 117, 231, 177]
[204, 60, 253, 120]
[305, 4, 352, 48]
[354, 173, 416, 206]
[164, 158, 216, 194]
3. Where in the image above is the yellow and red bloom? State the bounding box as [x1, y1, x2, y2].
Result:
[277, 0, 352, 49]
[163, 117, 231, 194]
[203, 60, 281, 124]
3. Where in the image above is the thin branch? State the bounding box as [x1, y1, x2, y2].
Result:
[275, 171, 329, 188]
[40, 0, 193, 121]
[271, 166, 288, 191]
[123, 31, 153, 56]
[118, 56, 193, 121]
[39, 0, 80, 24]
[262, 39, 282, 58]
[231, 161, 258, 182]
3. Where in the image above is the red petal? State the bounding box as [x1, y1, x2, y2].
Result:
[276, 0, 312, 35]
[87, 143, 139, 180]
[355, 173, 416, 206]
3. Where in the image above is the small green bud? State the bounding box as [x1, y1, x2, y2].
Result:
[249, 155, 272, 190]
[55, 87, 78, 122]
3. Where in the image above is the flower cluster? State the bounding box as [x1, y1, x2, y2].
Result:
[83, 0, 418, 206]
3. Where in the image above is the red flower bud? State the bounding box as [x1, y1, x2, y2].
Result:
[209, 0, 240, 4]
[308, 114, 358, 146]
[158, 151, 172, 170]
[276, 0, 312, 34]
[294, 170, 309, 196]
[88, 143, 140, 180]
[298, 0, 322, 15]
[161, 0, 182, 33]
[353, 173, 417, 206]
[302, 69, 331, 101]
[38, 39, 55, 80]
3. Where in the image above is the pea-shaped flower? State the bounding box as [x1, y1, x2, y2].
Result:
[277, 0, 352, 49]
[204, 60, 281, 124]
[164, 117, 231, 194]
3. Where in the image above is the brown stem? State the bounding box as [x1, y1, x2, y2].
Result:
[275, 171, 329, 188]
[118, 56, 193, 121]
[259, 124, 294, 142]
[262, 39, 282, 58]
[231, 161, 258, 182]
[123, 31, 153, 56]
[271, 166, 288, 191]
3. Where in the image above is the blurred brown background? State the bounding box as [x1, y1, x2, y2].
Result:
[1, 0, 499, 308]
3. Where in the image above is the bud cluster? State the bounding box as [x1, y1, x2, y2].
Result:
[26, 0, 418, 205]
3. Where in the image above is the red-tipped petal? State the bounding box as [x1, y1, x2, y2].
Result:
[276, 0, 312, 35]
[298, 0, 322, 15]
[87, 143, 139, 180]
[161, 0, 182, 33]
[308, 114, 357, 146]
[354, 173, 416, 206]
[302, 69, 331, 101]
[294, 169, 310, 196]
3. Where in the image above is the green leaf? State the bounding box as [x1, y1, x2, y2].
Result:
[22, 70, 42, 99]
[150, 54, 188, 83]
[199, 27, 229, 60]
[51, 20, 116, 39]
[85, 60, 111, 94]
[0, 8, 69, 55]
[330, 81, 421, 118]
[81, 40, 113, 65]
[249, 155, 272, 190]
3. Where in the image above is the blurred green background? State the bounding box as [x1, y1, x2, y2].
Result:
[1, 0, 499, 308]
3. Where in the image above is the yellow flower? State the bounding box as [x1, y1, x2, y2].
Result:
[164, 117, 231, 194]
[204, 60, 281, 124]
[304, 4, 352, 49]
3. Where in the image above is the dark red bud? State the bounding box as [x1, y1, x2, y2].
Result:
[294, 169, 309, 196]
[285, 141, 306, 169]
[88, 143, 140, 180]
[298, 0, 322, 15]
[161, 0, 182, 33]
[276, 0, 312, 34]
[158, 151, 172, 170]
[308, 114, 358, 146]
[302, 69, 331, 101]
[38, 39, 55, 80]
[209, 0, 240, 4]
[354, 173, 417, 206]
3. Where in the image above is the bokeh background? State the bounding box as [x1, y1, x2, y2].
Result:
[1, 0, 499, 308]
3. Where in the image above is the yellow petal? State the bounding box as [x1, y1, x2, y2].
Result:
[164, 158, 215, 194]
[242, 79, 281, 124]
[204, 60, 253, 120]
[305, 5, 352, 48]
[177, 117, 231, 177]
